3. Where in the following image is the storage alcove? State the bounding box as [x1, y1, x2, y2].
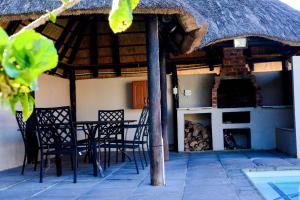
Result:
[184, 113, 212, 151]
[223, 128, 251, 150]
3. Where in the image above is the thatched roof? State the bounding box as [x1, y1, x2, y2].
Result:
[0, 0, 208, 54]
[1, 0, 300, 79]
[1, 0, 300, 49]
[197, 0, 300, 47]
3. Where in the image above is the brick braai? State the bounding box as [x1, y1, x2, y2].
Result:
[212, 48, 261, 108]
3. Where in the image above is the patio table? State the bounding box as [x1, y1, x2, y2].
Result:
[75, 120, 136, 177]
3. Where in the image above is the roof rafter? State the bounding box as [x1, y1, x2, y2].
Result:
[89, 20, 99, 78]
[50, 19, 77, 74]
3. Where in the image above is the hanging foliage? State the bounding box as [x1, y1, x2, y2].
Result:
[109, 0, 140, 33]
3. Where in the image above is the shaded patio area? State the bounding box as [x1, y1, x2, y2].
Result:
[1, 151, 300, 200]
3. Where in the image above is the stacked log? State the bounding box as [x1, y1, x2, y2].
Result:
[184, 120, 211, 151]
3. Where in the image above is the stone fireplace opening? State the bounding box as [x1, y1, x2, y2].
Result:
[217, 79, 256, 108]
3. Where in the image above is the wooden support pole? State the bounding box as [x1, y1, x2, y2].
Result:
[112, 33, 121, 76]
[282, 59, 292, 105]
[69, 70, 76, 122]
[171, 64, 179, 152]
[160, 49, 169, 161]
[146, 16, 165, 186]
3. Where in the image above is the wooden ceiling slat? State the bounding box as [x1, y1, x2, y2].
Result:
[68, 19, 92, 64]
[5, 21, 20, 35]
[90, 20, 99, 78]
[59, 21, 83, 61]
[50, 20, 76, 74]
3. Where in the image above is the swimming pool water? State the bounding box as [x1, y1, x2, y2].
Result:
[245, 170, 300, 200]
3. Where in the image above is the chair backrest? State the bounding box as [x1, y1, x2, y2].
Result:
[35, 106, 75, 148]
[133, 106, 149, 142]
[16, 111, 26, 142]
[98, 110, 124, 139]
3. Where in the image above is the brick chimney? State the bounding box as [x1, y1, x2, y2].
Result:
[212, 48, 261, 108]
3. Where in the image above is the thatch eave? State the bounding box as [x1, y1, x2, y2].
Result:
[1, 0, 300, 54]
[204, 34, 300, 48]
[0, 0, 208, 54]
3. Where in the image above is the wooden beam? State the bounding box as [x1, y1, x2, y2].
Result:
[59, 20, 84, 63]
[146, 16, 165, 186]
[35, 22, 48, 33]
[59, 62, 148, 70]
[6, 21, 20, 35]
[171, 63, 179, 152]
[159, 48, 169, 161]
[68, 22, 90, 64]
[90, 20, 99, 78]
[69, 70, 76, 122]
[247, 56, 285, 63]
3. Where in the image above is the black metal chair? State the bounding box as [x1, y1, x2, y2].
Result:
[15, 111, 38, 175]
[106, 107, 149, 174]
[98, 109, 124, 168]
[122, 106, 149, 173]
[35, 106, 84, 183]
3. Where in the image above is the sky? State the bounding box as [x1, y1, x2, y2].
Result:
[280, 0, 300, 10]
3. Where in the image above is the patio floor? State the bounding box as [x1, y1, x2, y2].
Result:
[0, 151, 300, 200]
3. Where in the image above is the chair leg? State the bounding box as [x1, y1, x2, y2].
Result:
[104, 147, 107, 170]
[73, 153, 77, 183]
[138, 147, 144, 170]
[83, 151, 88, 163]
[108, 147, 111, 167]
[147, 142, 150, 157]
[21, 153, 26, 175]
[116, 146, 119, 164]
[132, 149, 139, 174]
[39, 151, 44, 183]
[34, 152, 38, 171]
[55, 155, 62, 177]
[70, 155, 74, 171]
[142, 144, 148, 166]
[45, 153, 49, 168]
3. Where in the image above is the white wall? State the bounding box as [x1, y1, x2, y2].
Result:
[35, 74, 70, 107]
[177, 72, 286, 108]
[76, 76, 148, 141]
[293, 56, 300, 158]
[0, 74, 70, 171]
[0, 108, 24, 171]
[255, 71, 284, 106]
[178, 74, 215, 108]
[76, 76, 174, 143]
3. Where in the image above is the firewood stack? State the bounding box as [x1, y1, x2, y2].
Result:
[184, 120, 211, 151]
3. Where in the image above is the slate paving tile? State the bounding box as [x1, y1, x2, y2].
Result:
[1, 151, 288, 200]
[237, 190, 265, 200]
[252, 157, 293, 167]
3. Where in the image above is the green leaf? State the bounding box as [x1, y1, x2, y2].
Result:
[9, 95, 19, 116]
[2, 30, 58, 86]
[130, 0, 139, 10]
[48, 12, 57, 23]
[109, 0, 133, 33]
[0, 27, 9, 62]
[19, 93, 34, 121]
